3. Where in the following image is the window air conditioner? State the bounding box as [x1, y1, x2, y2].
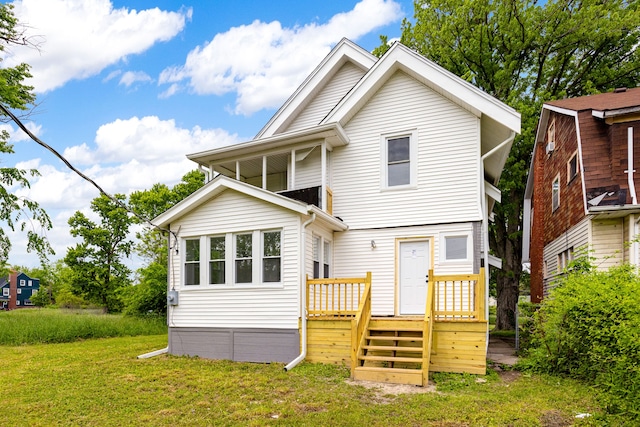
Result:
[546, 141, 555, 154]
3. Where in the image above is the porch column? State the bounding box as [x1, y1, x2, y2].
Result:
[262, 155, 267, 189]
[290, 149, 296, 190]
[321, 142, 327, 211]
[235, 160, 240, 181]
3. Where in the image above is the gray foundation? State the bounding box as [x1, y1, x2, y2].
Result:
[168, 327, 300, 363]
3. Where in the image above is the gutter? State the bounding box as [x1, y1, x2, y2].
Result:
[284, 212, 316, 371]
[137, 347, 168, 359]
[627, 127, 637, 205]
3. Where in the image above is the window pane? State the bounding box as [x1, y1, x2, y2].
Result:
[312, 236, 320, 262]
[263, 258, 281, 282]
[236, 234, 252, 257]
[236, 260, 252, 283]
[388, 137, 410, 162]
[185, 263, 200, 286]
[186, 239, 200, 262]
[210, 236, 225, 260]
[263, 232, 281, 257]
[209, 261, 225, 284]
[313, 261, 320, 279]
[446, 236, 467, 260]
[388, 162, 411, 186]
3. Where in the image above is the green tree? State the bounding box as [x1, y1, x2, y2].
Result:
[125, 170, 205, 316]
[0, 4, 52, 268]
[388, 0, 640, 329]
[64, 194, 134, 312]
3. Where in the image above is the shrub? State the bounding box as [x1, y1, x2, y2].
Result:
[524, 265, 640, 418]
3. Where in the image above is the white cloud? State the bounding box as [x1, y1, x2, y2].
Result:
[1, 121, 42, 143]
[119, 71, 152, 87]
[4, 0, 191, 93]
[158, 0, 403, 115]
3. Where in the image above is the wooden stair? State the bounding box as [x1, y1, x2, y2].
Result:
[353, 318, 429, 386]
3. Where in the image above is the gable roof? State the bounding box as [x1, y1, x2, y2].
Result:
[546, 87, 640, 113]
[154, 175, 348, 232]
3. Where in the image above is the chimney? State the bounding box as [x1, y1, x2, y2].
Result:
[614, 87, 627, 93]
[8, 270, 17, 310]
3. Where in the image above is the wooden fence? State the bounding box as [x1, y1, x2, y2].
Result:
[306, 272, 371, 318]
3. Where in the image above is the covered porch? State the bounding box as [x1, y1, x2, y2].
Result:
[303, 269, 488, 386]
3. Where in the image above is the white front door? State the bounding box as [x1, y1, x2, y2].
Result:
[399, 240, 430, 315]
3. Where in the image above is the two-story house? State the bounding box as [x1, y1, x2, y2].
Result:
[154, 39, 520, 385]
[523, 87, 640, 302]
[0, 271, 40, 309]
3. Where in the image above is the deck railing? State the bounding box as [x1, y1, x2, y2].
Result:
[429, 268, 486, 321]
[306, 273, 371, 318]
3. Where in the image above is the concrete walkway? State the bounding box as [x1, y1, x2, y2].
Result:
[487, 336, 518, 366]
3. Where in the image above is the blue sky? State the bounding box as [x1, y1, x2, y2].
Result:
[2, 0, 414, 268]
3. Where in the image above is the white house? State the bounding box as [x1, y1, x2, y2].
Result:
[154, 39, 520, 381]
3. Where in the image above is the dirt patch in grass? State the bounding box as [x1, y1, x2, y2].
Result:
[539, 409, 572, 427]
[345, 378, 437, 400]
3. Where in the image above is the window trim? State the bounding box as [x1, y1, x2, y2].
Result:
[208, 235, 226, 285]
[312, 234, 332, 279]
[234, 232, 254, 284]
[552, 174, 560, 212]
[439, 232, 472, 264]
[2, 288, 8, 296]
[183, 237, 202, 286]
[567, 151, 578, 183]
[261, 230, 282, 283]
[380, 129, 418, 190]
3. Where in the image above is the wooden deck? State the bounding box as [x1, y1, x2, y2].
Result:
[303, 270, 488, 385]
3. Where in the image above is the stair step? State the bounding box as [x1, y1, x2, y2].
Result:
[368, 326, 424, 332]
[358, 354, 422, 363]
[353, 366, 424, 386]
[366, 335, 423, 342]
[363, 345, 423, 352]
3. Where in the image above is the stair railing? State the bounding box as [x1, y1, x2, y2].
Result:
[422, 269, 437, 386]
[350, 272, 372, 371]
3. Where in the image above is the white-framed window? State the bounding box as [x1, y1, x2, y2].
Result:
[209, 236, 225, 285]
[552, 174, 560, 211]
[16, 300, 20, 306]
[313, 236, 321, 279]
[323, 241, 331, 278]
[184, 238, 200, 286]
[235, 233, 253, 284]
[567, 152, 578, 182]
[312, 235, 332, 279]
[381, 130, 418, 189]
[440, 233, 471, 263]
[547, 119, 556, 145]
[557, 247, 574, 272]
[28, 280, 32, 287]
[262, 231, 281, 283]
[2, 288, 8, 296]
[17, 289, 22, 294]
[19, 279, 25, 286]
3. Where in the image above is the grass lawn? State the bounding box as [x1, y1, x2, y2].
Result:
[0, 334, 614, 426]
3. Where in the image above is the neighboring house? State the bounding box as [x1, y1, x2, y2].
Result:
[523, 87, 640, 302]
[0, 271, 40, 309]
[155, 39, 520, 385]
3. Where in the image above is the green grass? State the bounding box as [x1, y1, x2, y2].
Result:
[0, 334, 619, 426]
[0, 308, 166, 345]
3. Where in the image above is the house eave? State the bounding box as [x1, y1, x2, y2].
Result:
[186, 123, 349, 167]
[588, 204, 640, 219]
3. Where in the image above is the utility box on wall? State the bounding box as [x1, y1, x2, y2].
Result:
[167, 290, 179, 306]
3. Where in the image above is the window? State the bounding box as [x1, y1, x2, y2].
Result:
[235, 233, 253, 283]
[262, 231, 281, 283]
[323, 241, 331, 278]
[382, 130, 417, 188]
[184, 238, 200, 286]
[19, 279, 25, 286]
[2, 288, 8, 296]
[445, 236, 468, 261]
[313, 236, 321, 279]
[557, 247, 574, 272]
[28, 280, 32, 287]
[17, 289, 21, 294]
[547, 119, 556, 145]
[567, 153, 578, 182]
[552, 175, 560, 211]
[209, 236, 225, 285]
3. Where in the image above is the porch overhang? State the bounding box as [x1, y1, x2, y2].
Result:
[588, 204, 640, 219]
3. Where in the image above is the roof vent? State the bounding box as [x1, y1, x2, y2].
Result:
[614, 87, 627, 93]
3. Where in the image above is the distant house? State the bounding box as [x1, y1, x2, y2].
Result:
[154, 39, 520, 385]
[523, 87, 640, 302]
[0, 271, 40, 309]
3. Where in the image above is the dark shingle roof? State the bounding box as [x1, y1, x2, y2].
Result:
[546, 87, 640, 112]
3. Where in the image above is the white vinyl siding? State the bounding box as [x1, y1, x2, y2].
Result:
[333, 222, 477, 316]
[168, 190, 300, 329]
[286, 62, 366, 133]
[333, 71, 480, 229]
[591, 218, 624, 270]
[542, 217, 589, 293]
[293, 145, 323, 190]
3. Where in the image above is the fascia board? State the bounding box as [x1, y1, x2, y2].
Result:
[256, 39, 375, 139]
[308, 205, 349, 231]
[323, 43, 521, 134]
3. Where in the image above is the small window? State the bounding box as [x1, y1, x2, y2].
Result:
[2, 288, 8, 296]
[552, 175, 560, 211]
[19, 280, 25, 287]
[323, 241, 331, 278]
[16, 300, 20, 306]
[387, 136, 411, 186]
[262, 231, 281, 283]
[312, 236, 321, 279]
[567, 153, 578, 182]
[184, 239, 200, 286]
[445, 236, 468, 261]
[209, 236, 225, 285]
[17, 289, 21, 294]
[548, 119, 556, 144]
[557, 247, 574, 272]
[235, 233, 253, 283]
[28, 280, 32, 287]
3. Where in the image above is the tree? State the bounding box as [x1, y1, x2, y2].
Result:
[125, 170, 205, 316]
[64, 194, 134, 312]
[0, 4, 52, 268]
[388, 0, 640, 329]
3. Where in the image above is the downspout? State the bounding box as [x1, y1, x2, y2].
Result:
[627, 127, 637, 205]
[284, 212, 316, 371]
[480, 131, 516, 323]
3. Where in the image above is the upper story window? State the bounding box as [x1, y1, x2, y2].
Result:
[235, 233, 253, 284]
[381, 130, 418, 189]
[19, 279, 25, 286]
[552, 175, 560, 211]
[2, 288, 8, 296]
[209, 236, 225, 285]
[184, 238, 200, 286]
[567, 152, 578, 183]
